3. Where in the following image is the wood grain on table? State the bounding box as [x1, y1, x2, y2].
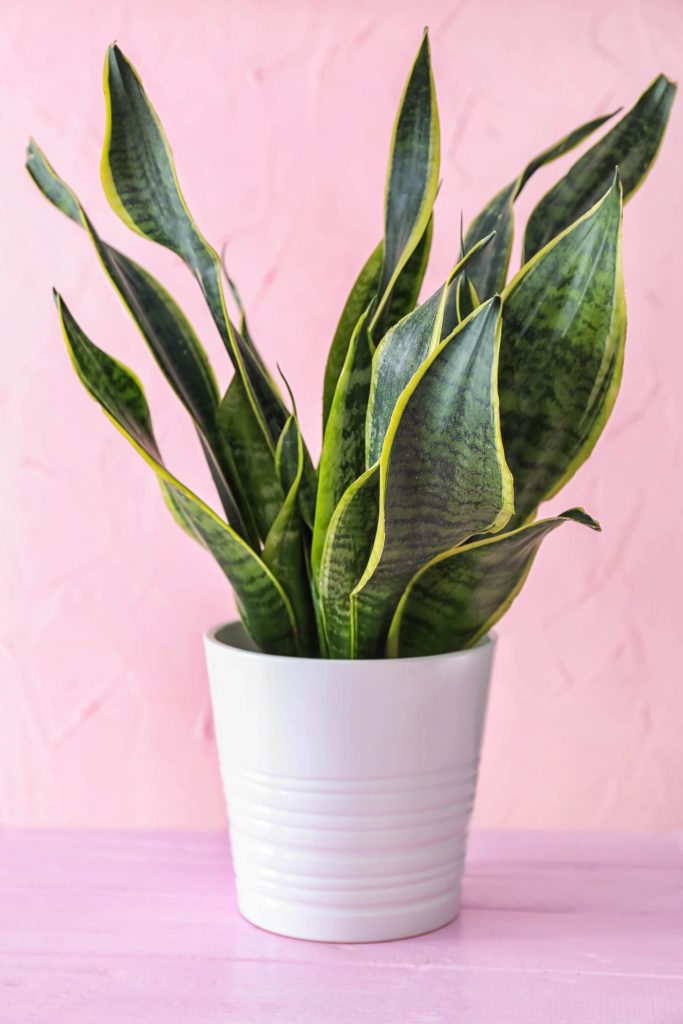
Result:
[1, 830, 681, 1023]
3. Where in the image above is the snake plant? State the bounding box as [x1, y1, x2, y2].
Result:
[27, 35, 675, 658]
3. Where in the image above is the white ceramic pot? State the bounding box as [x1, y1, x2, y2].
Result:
[204, 622, 495, 943]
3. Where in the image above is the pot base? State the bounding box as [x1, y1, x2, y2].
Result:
[236, 886, 461, 943]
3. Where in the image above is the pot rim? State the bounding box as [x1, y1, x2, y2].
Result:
[205, 620, 496, 666]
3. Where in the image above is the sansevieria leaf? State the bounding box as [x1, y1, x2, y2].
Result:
[366, 232, 494, 467]
[461, 109, 616, 302]
[318, 465, 380, 659]
[388, 508, 600, 657]
[371, 31, 440, 337]
[56, 294, 299, 655]
[26, 139, 258, 543]
[262, 416, 316, 654]
[323, 218, 433, 434]
[371, 214, 433, 346]
[500, 174, 625, 529]
[217, 376, 284, 543]
[101, 44, 286, 449]
[323, 244, 382, 434]
[524, 74, 676, 261]
[312, 307, 372, 578]
[352, 297, 514, 657]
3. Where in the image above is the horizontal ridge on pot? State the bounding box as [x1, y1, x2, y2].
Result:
[205, 623, 494, 941]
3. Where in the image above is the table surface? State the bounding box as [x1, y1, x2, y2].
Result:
[1, 829, 681, 1023]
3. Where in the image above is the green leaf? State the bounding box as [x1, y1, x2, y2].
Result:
[365, 232, 494, 467]
[524, 74, 676, 261]
[276, 367, 318, 531]
[56, 293, 299, 656]
[371, 213, 433, 345]
[312, 307, 372, 578]
[217, 376, 284, 542]
[455, 272, 479, 323]
[318, 465, 380, 659]
[323, 216, 433, 435]
[500, 174, 625, 529]
[387, 508, 600, 657]
[263, 417, 316, 654]
[462, 110, 617, 301]
[371, 31, 440, 334]
[323, 243, 383, 433]
[352, 297, 514, 658]
[25, 139, 260, 544]
[101, 44, 286, 450]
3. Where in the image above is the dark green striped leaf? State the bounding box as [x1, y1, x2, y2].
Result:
[371, 31, 439, 334]
[56, 293, 299, 656]
[524, 74, 676, 261]
[352, 297, 514, 658]
[263, 417, 316, 654]
[217, 376, 284, 542]
[318, 466, 380, 659]
[101, 44, 286, 450]
[323, 243, 383, 433]
[500, 175, 625, 529]
[462, 110, 616, 301]
[366, 232, 494, 467]
[323, 216, 433, 434]
[388, 508, 600, 657]
[312, 307, 372, 577]
[455, 272, 479, 323]
[25, 139, 260, 544]
[371, 214, 433, 346]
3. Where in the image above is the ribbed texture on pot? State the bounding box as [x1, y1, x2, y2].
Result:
[220, 762, 479, 940]
[204, 623, 494, 942]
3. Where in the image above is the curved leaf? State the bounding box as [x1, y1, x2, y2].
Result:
[101, 44, 286, 449]
[25, 140, 261, 544]
[352, 297, 514, 658]
[312, 307, 372, 577]
[388, 508, 600, 657]
[500, 175, 625, 529]
[371, 213, 433, 346]
[371, 31, 440, 333]
[365, 232, 494, 467]
[263, 417, 316, 654]
[323, 217, 434, 434]
[323, 243, 383, 433]
[217, 376, 284, 542]
[462, 110, 617, 301]
[318, 465, 380, 659]
[524, 74, 676, 261]
[56, 294, 299, 656]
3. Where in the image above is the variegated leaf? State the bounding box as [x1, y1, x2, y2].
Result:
[524, 74, 676, 261]
[371, 31, 440, 335]
[26, 140, 259, 543]
[263, 417, 316, 654]
[365, 232, 494, 467]
[352, 297, 514, 658]
[500, 175, 625, 529]
[388, 508, 600, 657]
[56, 294, 299, 655]
[312, 308, 372, 577]
[101, 44, 286, 449]
[318, 466, 380, 659]
[461, 110, 616, 301]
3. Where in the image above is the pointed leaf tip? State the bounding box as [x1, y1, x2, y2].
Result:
[562, 507, 601, 531]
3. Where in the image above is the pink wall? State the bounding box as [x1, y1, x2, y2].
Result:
[2, 0, 682, 832]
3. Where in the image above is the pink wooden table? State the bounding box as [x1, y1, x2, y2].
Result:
[1, 830, 681, 1023]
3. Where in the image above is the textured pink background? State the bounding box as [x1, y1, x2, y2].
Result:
[2, 0, 682, 831]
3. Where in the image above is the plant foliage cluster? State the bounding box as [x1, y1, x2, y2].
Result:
[28, 35, 675, 658]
